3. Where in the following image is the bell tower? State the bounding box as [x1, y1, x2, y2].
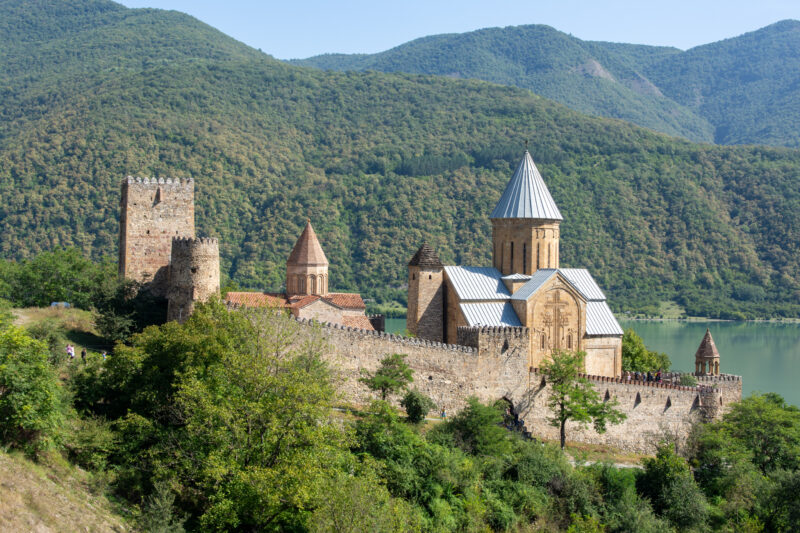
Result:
[490, 151, 563, 275]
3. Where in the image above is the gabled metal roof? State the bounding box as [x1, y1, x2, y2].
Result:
[443, 266, 510, 301]
[501, 273, 531, 281]
[586, 301, 624, 336]
[510, 269, 558, 301]
[490, 151, 563, 220]
[460, 302, 522, 327]
[559, 269, 606, 301]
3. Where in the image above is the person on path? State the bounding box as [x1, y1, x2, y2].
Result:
[102, 351, 107, 361]
[66, 344, 75, 361]
[81, 348, 86, 363]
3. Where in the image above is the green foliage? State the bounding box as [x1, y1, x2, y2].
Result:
[679, 374, 698, 387]
[438, 397, 513, 456]
[638, 445, 708, 529]
[400, 389, 435, 424]
[0, 298, 13, 330]
[0, 326, 63, 451]
[359, 353, 413, 401]
[542, 351, 626, 448]
[137, 480, 186, 533]
[0, 3, 800, 318]
[621, 328, 671, 372]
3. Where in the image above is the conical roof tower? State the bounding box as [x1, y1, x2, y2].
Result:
[286, 220, 329, 295]
[491, 150, 562, 275]
[694, 328, 721, 376]
[491, 151, 562, 220]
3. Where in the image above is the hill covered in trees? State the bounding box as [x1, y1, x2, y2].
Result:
[1, 0, 800, 318]
[294, 20, 800, 148]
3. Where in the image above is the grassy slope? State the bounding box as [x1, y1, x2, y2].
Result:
[0, 451, 130, 532]
[1, 1, 800, 318]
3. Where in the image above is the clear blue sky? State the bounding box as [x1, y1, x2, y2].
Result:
[116, 0, 800, 59]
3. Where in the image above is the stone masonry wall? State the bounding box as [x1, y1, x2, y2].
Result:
[166, 237, 220, 323]
[119, 177, 195, 297]
[284, 317, 743, 454]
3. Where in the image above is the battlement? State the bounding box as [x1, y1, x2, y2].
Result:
[124, 176, 194, 188]
[171, 236, 219, 250]
[457, 325, 530, 356]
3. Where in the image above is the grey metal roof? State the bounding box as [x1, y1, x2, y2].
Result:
[510, 269, 558, 300]
[586, 301, 624, 336]
[559, 269, 606, 301]
[460, 302, 522, 327]
[501, 273, 531, 280]
[490, 151, 563, 220]
[443, 266, 510, 301]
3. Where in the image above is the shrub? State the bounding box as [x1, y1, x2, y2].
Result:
[400, 389, 435, 424]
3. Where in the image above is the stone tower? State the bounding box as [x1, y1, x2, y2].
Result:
[490, 151, 563, 275]
[694, 328, 721, 376]
[119, 176, 195, 296]
[286, 220, 329, 296]
[407, 243, 444, 341]
[166, 237, 220, 323]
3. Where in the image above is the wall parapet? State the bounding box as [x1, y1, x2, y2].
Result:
[124, 176, 194, 187]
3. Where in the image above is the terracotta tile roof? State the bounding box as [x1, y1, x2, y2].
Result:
[695, 328, 720, 360]
[287, 220, 328, 266]
[225, 291, 366, 311]
[323, 293, 366, 309]
[225, 292, 289, 308]
[342, 315, 375, 331]
[408, 243, 443, 267]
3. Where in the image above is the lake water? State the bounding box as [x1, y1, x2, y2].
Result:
[384, 317, 800, 406]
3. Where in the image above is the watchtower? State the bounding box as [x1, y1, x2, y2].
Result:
[166, 237, 220, 323]
[118, 176, 195, 296]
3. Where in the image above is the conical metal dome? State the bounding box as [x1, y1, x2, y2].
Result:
[490, 151, 563, 220]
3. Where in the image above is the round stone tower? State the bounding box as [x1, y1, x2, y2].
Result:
[167, 237, 220, 323]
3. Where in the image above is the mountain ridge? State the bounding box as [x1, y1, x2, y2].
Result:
[293, 20, 800, 148]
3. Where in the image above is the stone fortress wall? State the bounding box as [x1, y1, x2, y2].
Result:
[292, 317, 741, 453]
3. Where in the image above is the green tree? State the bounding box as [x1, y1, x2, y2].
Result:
[360, 353, 413, 401]
[637, 445, 708, 530]
[441, 397, 513, 456]
[0, 326, 63, 451]
[542, 351, 626, 449]
[622, 328, 671, 372]
[400, 389, 436, 424]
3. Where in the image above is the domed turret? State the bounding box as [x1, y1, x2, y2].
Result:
[286, 220, 329, 296]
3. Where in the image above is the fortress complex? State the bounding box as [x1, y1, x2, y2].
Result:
[408, 151, 624, 377]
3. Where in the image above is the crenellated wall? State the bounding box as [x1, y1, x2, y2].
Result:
[283, 316, 742, 453]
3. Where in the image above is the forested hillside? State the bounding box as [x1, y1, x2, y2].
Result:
[295, 20, 800, 148]
[1, 0, 800, 318]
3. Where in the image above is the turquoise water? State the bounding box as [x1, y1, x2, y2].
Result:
[384, 317, 800, 406]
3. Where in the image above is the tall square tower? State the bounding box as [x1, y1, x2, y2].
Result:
[118, 176, 195, 297]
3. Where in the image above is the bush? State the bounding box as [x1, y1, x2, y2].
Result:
[0, 327, 63, 451]
[400, 389, 435, 424]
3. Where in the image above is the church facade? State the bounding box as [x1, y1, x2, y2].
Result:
[407, 151, 624, 377]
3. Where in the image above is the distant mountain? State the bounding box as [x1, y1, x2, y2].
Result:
[1, 0, 800, 319]
[293, 21, 800, 148]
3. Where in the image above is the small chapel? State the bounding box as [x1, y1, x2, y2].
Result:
[225, 220, 377, 330]
[407, 150, 624, 377]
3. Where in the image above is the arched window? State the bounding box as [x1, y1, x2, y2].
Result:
[318, 275, 324, 294]
[309, 275, 316, 294]
[567, 334, 572, 350]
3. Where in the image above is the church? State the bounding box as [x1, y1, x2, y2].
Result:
[225, 220, 377, 330]
[407, 151, 624, 377]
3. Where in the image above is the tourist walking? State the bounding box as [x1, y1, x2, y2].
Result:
[81, 348, 86, 363]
